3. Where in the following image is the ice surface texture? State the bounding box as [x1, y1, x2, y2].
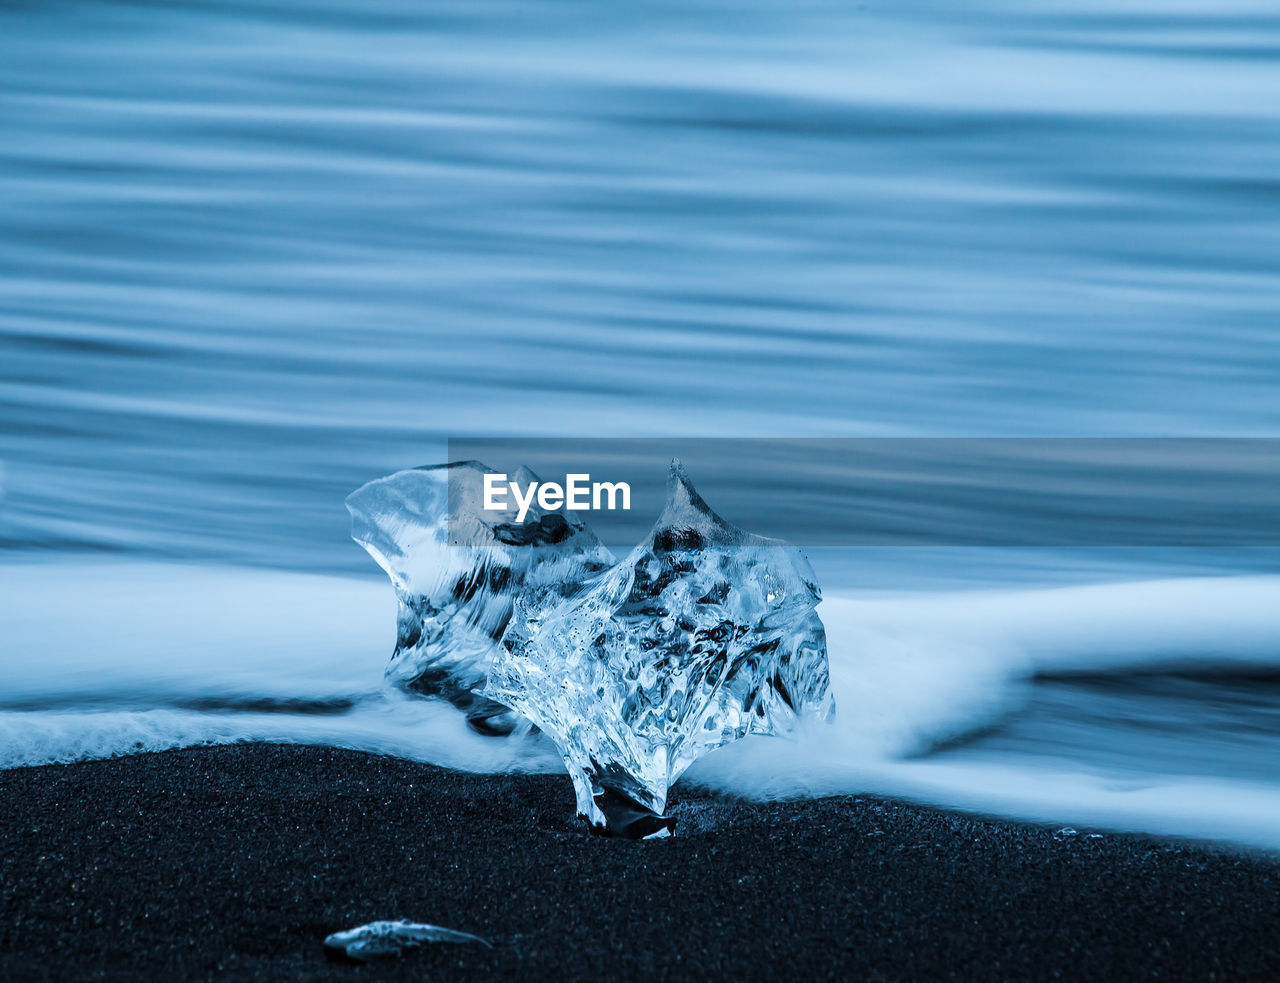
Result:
[323, 920, 490, 962]
[348, 459, 832, 835]
[346, 462, 614, 734]
[487, 462, 833, 832]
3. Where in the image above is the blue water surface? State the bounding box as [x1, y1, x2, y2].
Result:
[3, 1, 1280, 848]
[3, 0, 1279, 572]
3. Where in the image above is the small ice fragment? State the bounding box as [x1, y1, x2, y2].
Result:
[346, 462, 613, 734]
[1054, 826, 1079, 840]
[323, 919, 491, 962]
[487, 460, 834, 836]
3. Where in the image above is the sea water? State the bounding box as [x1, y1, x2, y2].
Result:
[2, 0, 1280, 848]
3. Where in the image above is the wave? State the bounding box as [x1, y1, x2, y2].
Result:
[2, 560, 1278, 848]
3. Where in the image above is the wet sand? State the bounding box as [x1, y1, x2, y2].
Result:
[1, 744, 1277, 981]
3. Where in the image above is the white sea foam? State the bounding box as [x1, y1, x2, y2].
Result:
[3, 560, 1279, 848]
[688, 583, 1280, 850]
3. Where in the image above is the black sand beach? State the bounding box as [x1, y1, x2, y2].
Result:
[2, 744, 1277, 982]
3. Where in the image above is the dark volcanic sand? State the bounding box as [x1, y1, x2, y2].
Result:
[1, 745, 1277, 982]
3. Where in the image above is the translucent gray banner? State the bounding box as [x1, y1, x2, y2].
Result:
[445, 438, 1280, 547]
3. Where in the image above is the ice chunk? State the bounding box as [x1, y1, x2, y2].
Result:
[486, 460, 833, 834]
[323, 920, 491, 962]
[346, 462, 614, 734]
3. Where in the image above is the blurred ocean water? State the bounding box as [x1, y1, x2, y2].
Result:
[3, 0, 1280, 569]
[2, 1, 1280, 846]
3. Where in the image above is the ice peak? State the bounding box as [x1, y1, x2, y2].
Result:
[650, 460, 745, 553]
